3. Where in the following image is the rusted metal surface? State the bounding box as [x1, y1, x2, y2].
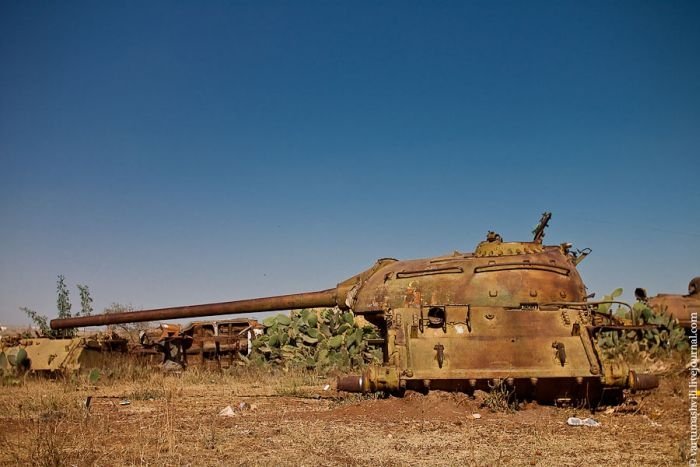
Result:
[139, 319, 263, 368]
[49, 213, 659, 403]
[51, 289, 338, 329]
[646, 276, 700, 329]
[337, 375, 365, 392]
[183, 318, 262, 364]
[628, 371, 660, 391]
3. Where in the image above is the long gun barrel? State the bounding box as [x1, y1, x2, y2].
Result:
[50, 288, 340, 329]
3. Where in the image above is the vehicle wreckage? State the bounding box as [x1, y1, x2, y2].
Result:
[0, 332, 127, 374]
[138, 318, 263, 367]
[638, 277, 699, 330]
[51, 213, 659, 403]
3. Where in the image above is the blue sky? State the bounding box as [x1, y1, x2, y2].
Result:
[1, 1, 698, 325]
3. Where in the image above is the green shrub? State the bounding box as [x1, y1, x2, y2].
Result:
[252, 308, 381, 370]
[596, 288, 688, 360]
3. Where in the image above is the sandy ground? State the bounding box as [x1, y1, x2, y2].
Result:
[0, 363, 692, 466]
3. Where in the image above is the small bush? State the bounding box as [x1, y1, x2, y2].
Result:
[480, 382, 518, 413]
[252, 308, 382, 371]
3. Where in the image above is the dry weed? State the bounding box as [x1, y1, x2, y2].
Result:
[0, 355, 690, 466]
[480, 382, 518, 413]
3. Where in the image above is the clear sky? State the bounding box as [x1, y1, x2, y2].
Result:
[1, 1, 698, 326]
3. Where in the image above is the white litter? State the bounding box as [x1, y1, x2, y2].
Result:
[218, 405, 236, 417]
[567, 417, 600, 427]
[472, 413, 482, 419]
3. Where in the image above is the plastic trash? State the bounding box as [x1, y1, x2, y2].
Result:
[119, 399, 131, 406]
[218, 405, 235, 417]
[567, 417, 600, 427]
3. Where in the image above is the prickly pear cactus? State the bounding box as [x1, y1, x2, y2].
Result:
[252, 308, 381, 369]
[0, 346, 29, 380]
[15, 348, 28, 367]
[596, 288, 689, 360]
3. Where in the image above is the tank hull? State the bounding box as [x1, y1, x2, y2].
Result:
[337, 305, 652, 403]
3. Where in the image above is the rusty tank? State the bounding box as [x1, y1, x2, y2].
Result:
[50, 213, 658, 403]
[642, 277, 700, 330]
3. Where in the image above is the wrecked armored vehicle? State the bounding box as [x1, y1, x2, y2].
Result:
[51, 213, 659, 403]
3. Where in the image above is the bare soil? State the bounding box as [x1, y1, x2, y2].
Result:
[0, 362, 691, 466]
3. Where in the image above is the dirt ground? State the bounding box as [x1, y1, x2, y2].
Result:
[0, 360, 692, 466]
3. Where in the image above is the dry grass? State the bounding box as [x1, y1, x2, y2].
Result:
[479, 381, 519, 413]
[0, 356, 692, 466]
